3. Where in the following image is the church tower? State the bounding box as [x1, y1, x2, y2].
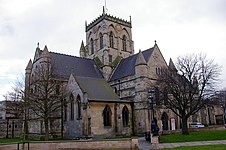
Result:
[81, 7, 134, 80]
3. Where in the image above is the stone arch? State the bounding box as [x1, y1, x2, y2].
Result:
[121, 28, 131, 52]
[121, 28, 130, 40]
[161, 112, 169, 130]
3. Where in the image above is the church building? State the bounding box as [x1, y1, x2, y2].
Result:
[25, 8, 217, 139]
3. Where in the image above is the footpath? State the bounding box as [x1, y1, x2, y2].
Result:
[138, 137, 226, 150]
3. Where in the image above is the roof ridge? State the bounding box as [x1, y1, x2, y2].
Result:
[120, 47, 154, 61]
[49, 51, 93, 61]
[75, 76, 104, 80]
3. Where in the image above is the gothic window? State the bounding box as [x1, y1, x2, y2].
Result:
[64, 99, 67, 121]
[155, 87, 160, 105]
[56, 85, 60, 95]
[109, 31, 114, 48]
[109, 55, 112, 63]
[91, 38, 94, 54]
[122, 35, 127, 51]
[122, 106, 129, 126]
[70, 94, 74, 120]
[103, 105, 112, 126]
[76, 95, 82, 119]
[100, 33, 103, 49]
[114, 87, 118, 95]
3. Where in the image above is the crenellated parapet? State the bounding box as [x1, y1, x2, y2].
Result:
[86, 13, 132, 32]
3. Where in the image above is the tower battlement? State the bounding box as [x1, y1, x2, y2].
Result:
[86, 13, 132, 32]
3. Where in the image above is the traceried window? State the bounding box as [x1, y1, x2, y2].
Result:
[103, 105, 112, 126]
[70, 94, 74, 120]
[100, 33, 103, 49]
[76, 95, 82, 119]
[109, 31, 114, 48]
[122, 35, 127, 51]
[91, 38, 94, 54]
[122, 106, 129, 126]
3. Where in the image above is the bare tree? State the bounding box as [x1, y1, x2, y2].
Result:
[214, 89, 226, 123]
[29, 63, 66, 140]
[159, 54, 221, 135]
[3, 75, 27, 138]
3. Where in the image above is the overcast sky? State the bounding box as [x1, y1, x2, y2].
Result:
[0, 0, 226, 100]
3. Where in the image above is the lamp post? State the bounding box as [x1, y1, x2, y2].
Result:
[148, 89, 159, 136]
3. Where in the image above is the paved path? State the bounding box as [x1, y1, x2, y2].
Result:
[158, 140, 226, 149]
[138, 137, 152, 150]
[138, 137, 226, 149]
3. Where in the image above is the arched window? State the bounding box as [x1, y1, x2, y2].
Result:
[103, 105, 112, 126]
[63, 98, 67, 121]
[155, 87, 160, 105]
[91, 38, 94, 54]
[109, 31, 114, 48]
[122, 106, 129, 126]
[100, 33, 103, 49]
[76, 95, 82, 119]
[55, 85, 60, 95]
[70, 94, 74, 120]
[122, 35, 127, 51]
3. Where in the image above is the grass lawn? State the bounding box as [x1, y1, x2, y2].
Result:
[160, 130, 226, 143]
[163, 144, 226, 150]
[0, 138, 28, 143]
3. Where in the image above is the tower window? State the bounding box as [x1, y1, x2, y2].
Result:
[122, 35, 127, 51]
[122, 106, 129, 126]
[100, 33, 103, 49]
[91, 38, 94, 54]
[103, 105, 112, 126]
[109, 31, 114, 48]
[70, 94, 74, 120]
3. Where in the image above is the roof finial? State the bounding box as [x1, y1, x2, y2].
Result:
[154, 40, 157, 45]
[103, 0, 108, 13]
[37, 42, 39, 48]
[129, 15, 132, 23]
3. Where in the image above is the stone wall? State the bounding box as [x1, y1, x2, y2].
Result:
[0, 138, 138, 150]
[0, 119, 23, 138]
[89, 102, 132, 138]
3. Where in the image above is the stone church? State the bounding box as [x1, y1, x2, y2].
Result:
[25, 9, 222, 139]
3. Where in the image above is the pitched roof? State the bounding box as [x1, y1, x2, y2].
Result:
[50, 52, 103, 79]
[135, 50, 147, 66]
[75, 76, 120, 102]
[110, 47, 154, 81]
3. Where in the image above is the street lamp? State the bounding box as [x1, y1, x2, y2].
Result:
[148, 89, 159, 136]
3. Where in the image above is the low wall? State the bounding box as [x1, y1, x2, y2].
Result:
[0, 138, 139, 150]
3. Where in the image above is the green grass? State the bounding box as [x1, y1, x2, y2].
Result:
[160, 130, 226, 143]
[163, 144, 226, 150]
[0, 138, 29, 143]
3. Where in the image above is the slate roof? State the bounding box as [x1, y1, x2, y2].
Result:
[50, 52, 103, 79]
[75, 76, 120, 102]
[110, 47, 154, 81]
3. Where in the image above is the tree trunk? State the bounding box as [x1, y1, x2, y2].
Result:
[24, 97, 29, 139]
[44, 117, 49, 141]
[181, 117, 189, 135]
